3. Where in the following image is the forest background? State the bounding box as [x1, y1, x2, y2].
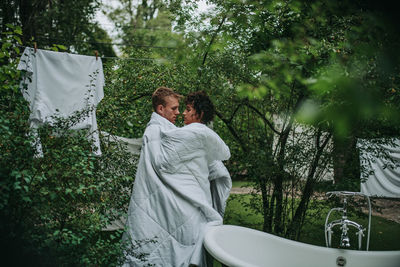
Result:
[1, 0, 399, 265]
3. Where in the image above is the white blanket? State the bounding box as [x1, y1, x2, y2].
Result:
[122, 113, 231, 266]
[359, 139, 400, 198]
[17, 47, 104, 156]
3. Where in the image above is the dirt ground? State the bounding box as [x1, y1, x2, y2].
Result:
[230, 187, 400, 224]
[369, 198, 400, 224]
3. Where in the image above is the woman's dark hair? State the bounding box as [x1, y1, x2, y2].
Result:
[185, 91, 215, 124]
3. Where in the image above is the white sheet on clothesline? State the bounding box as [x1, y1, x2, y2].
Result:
[17, 47, 104, 156]
[358, 139, 400, 198]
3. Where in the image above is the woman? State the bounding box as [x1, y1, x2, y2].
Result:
[182, 91, 233, 219]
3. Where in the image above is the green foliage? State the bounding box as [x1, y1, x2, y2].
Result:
[0, 27, 137, 266]
[2, 1, 399, 263]
[0, 0, 115, 57]
[167, 0, 400, 239]
[104, 0, 181, 57]
[97, 46, 203, 137]
[100, 0, 400, 247]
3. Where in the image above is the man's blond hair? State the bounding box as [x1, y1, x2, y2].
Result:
[152, 87, 182, 111]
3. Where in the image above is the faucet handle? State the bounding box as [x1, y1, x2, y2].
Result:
[326, 227, 334, 247]
[356, 228, 366, 250]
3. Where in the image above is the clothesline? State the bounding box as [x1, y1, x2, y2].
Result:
[16, 44, 172, 61]
[33, 36, 179, 49]
[97, 22, 173, 31]
[101, 56, 161, 61]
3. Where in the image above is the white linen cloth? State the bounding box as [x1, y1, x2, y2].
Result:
[122, 113, 231, 267]
[101, 131, 143, 157]
[359, 139, 400, 198]
[17, 47, 104, 156]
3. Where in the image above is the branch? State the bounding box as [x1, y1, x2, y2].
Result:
[315, 127, 321, 149]
[320, 132, 332, 152]
[308, 130, 332, 181]
[228, 102, 245, 123]
[130, 92, 152, 101]
[281, 82, 304, 135]
[245, 102, 281, 135]
[201, 15, 227, 67]
[215, 109, 248, 152]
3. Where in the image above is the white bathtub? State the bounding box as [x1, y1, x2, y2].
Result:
[204, 225, 400, 267]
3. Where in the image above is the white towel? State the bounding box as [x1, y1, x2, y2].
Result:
[18, 47, 104, 156]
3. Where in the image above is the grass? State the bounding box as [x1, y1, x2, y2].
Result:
[223, 193, 400, 251]
[224, 194, 264, 231]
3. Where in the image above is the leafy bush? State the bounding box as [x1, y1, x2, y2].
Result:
[0, 25, 137, 266]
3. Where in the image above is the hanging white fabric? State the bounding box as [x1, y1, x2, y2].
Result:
[17, 47, 104, 156]
[358, 138, 400, 198]
[100, 131, 142, 156]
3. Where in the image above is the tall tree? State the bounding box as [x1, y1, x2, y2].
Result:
[104, 0, 182, 56]
[0, 0, 115, 57]
[168, 0, 400, 239]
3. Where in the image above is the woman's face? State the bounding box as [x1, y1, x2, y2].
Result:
[183, 104, 201, 125]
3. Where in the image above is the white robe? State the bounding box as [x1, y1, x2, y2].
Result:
[122, 113, 231, 266]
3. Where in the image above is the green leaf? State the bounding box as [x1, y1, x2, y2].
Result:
[56, 44, 67, 51]
[14, 28, 22, 35]
[22, 196, 31, 202]
[2, 42, 12, 51]
[13, 35, 22, 45]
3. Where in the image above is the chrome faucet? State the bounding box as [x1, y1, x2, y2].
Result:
[324, 191, 371, 251]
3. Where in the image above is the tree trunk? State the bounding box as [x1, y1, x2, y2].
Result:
[260, 177, 270, 232]
[286, 131, 332, 239]
[1, 0, 15, 33]
[273, 129, 290, 235]
[19, 0, 35, 43]
[333, 134, 360, 190]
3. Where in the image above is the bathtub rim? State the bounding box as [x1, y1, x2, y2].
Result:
[204, 224, 400, 267]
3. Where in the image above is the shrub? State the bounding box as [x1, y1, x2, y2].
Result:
[0, 25, 137, 266]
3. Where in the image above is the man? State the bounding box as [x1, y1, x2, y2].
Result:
[122, 88, 231, 267]
[122, 87, 182, 266]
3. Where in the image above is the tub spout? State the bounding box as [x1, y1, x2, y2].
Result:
[324, 191, 371, 250]
[340, 230, 351, 248]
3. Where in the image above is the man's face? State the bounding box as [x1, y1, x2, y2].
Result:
[157, 96, 180, 124]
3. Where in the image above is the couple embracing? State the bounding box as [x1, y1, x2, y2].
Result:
[122, 87, 232, 266]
